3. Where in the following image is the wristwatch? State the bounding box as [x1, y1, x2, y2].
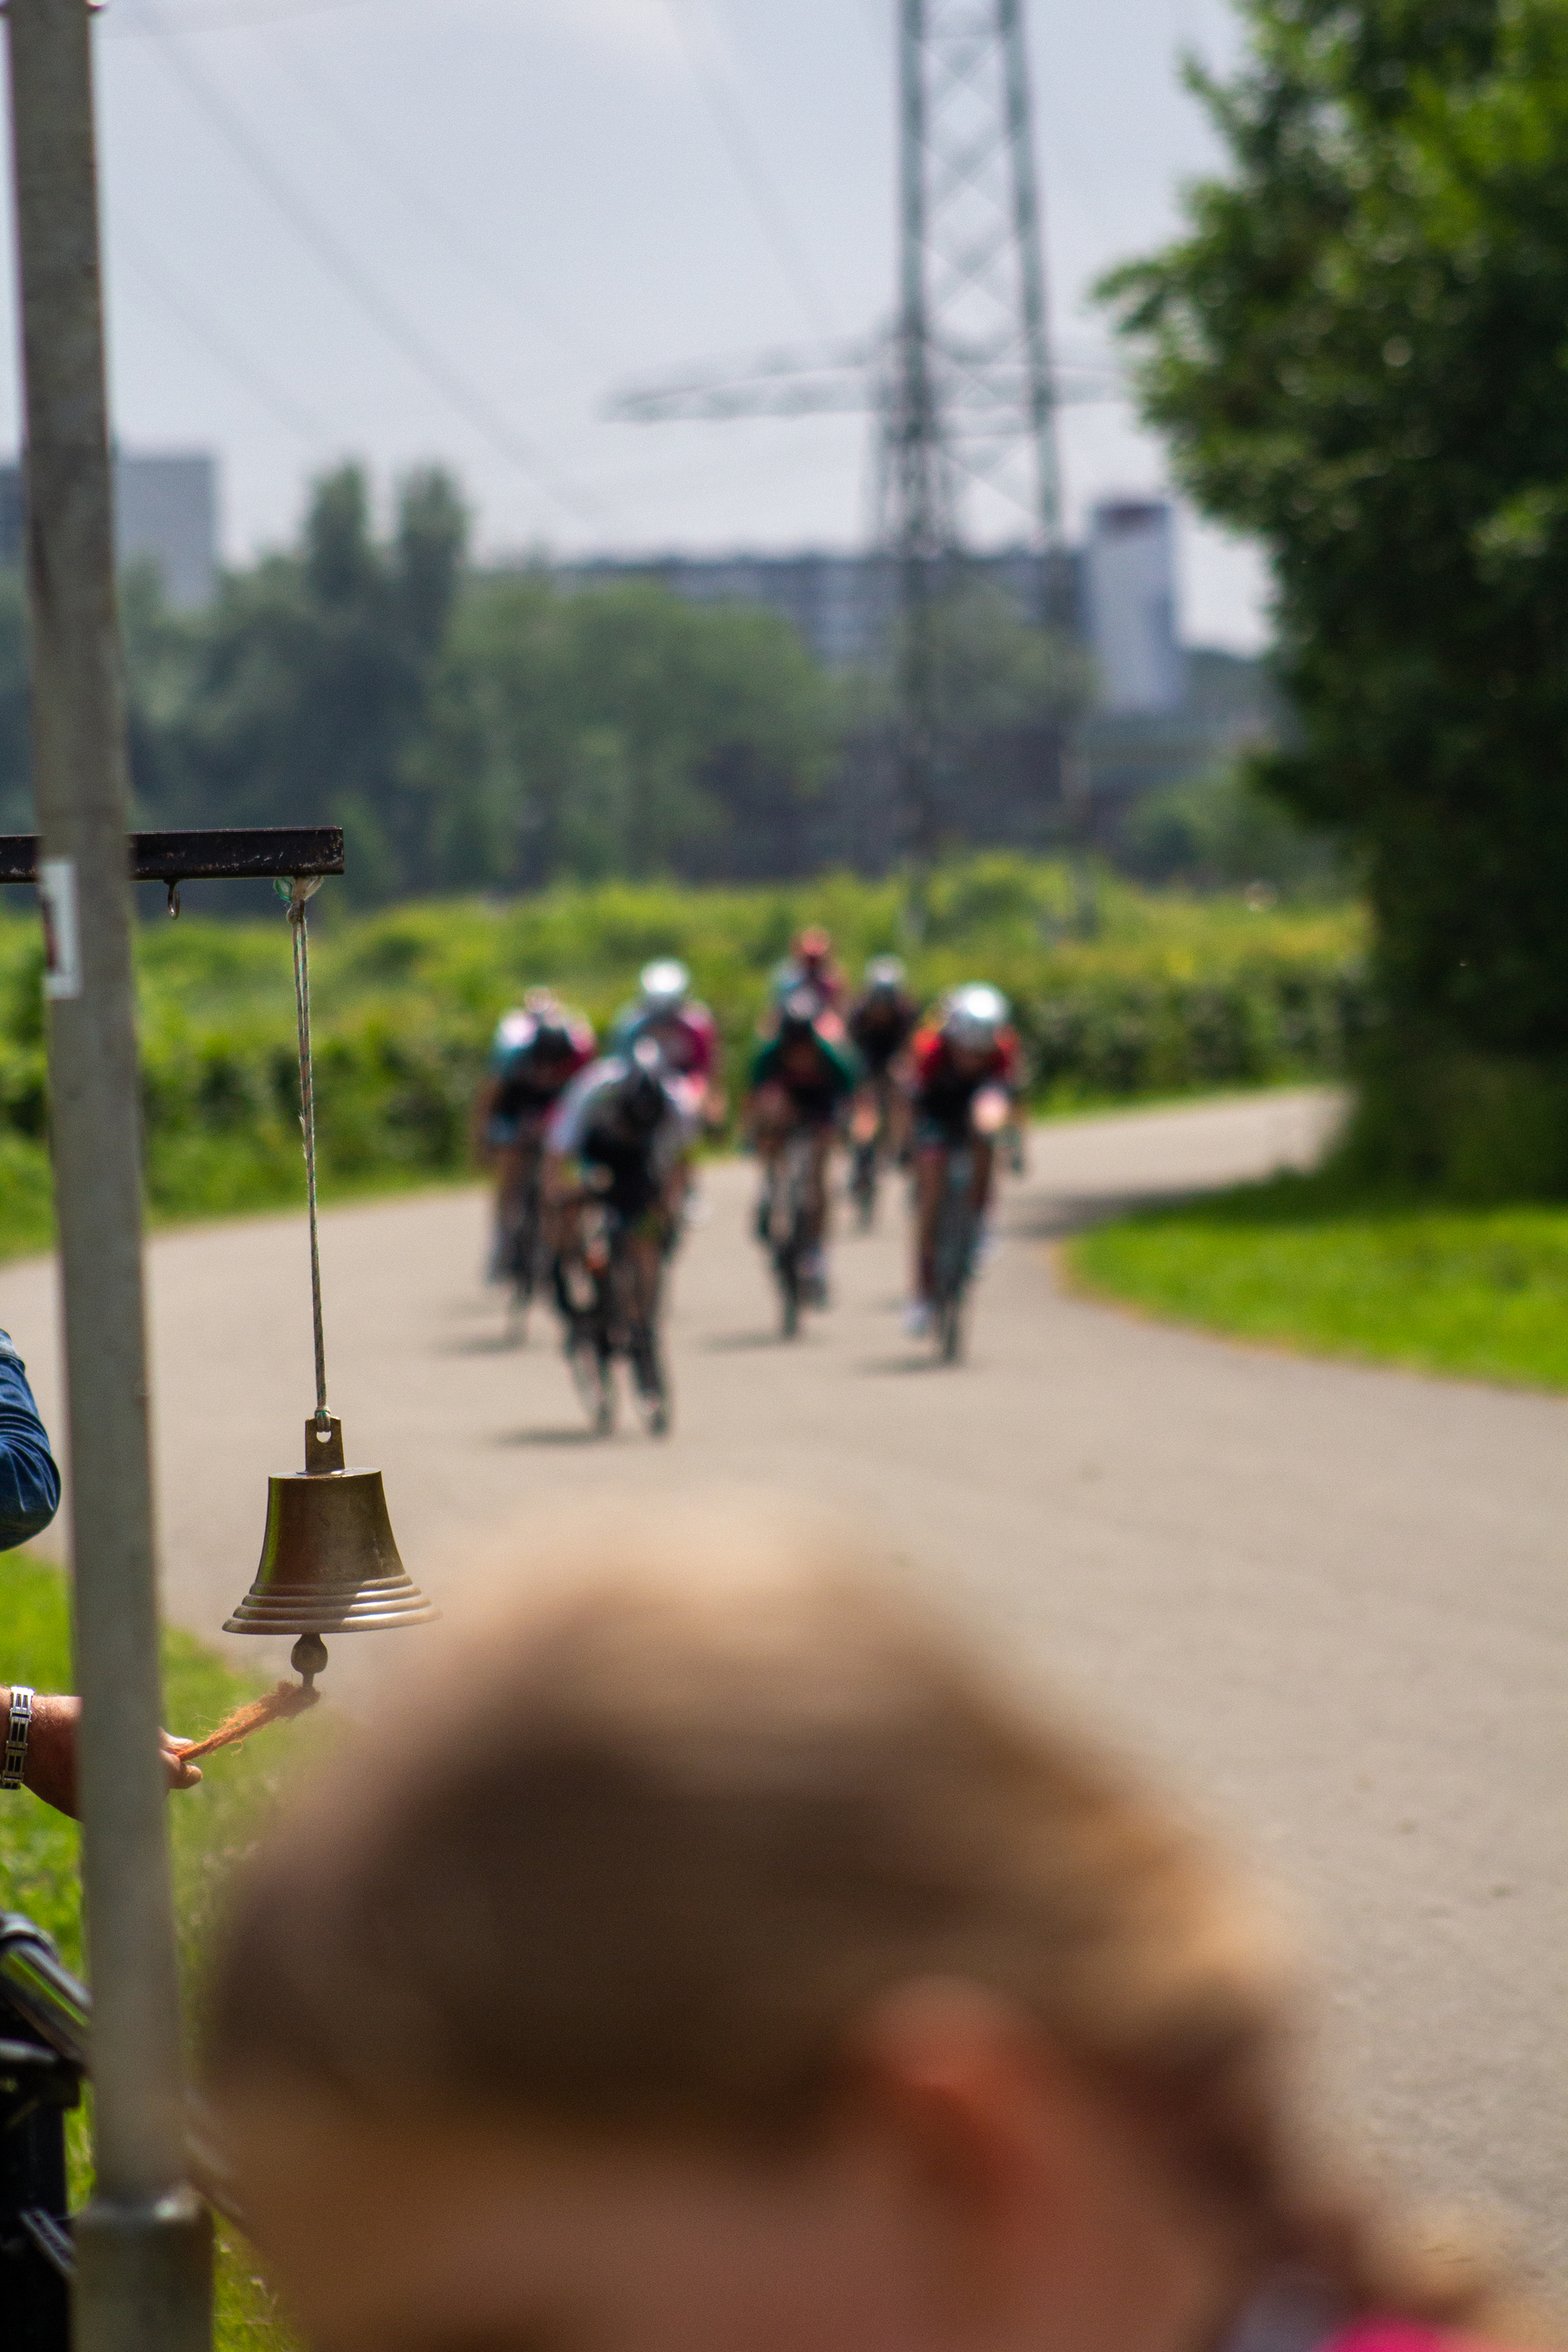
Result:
[2, 1686, 34, 1788]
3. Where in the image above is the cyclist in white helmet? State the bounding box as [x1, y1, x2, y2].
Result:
[610, 958, 724, 1129]
[905, 984, 1022, 1336]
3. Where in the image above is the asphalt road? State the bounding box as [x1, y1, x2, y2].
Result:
[1, 1085, 1563, 2282]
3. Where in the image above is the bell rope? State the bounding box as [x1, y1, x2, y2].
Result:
[282, 875, 329, 1432]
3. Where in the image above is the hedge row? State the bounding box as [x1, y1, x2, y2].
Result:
[0, 874, 1369, 1246]
[0, 960, 1367, 1210]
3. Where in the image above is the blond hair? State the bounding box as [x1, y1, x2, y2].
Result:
[202, 1536, 1514, 2330]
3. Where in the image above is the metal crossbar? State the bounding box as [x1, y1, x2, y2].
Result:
[0, 827, 345, 887]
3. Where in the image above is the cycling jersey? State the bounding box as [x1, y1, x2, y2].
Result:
[750, 1018, 862, 1129]
[848, 990, 919, 1073]
[489, 1007, 595, 1135]
[909, 1023, 1022, 1144]
[548, 1058, 693, 1222]
[767, 957, 847, 1021]
[608, 1000, 720, 1114]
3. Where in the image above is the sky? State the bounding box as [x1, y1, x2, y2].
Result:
[0, 0, 1272, 649]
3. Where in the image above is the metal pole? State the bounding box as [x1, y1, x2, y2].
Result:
[4, 5, 211, 2346]
[996, 0, 1063, 551]
[895, 0, 943, 911]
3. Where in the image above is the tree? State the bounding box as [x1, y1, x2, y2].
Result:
[163, 464, 468, 901]
[416, 574, 836, 887]
[1102, 0, 1568, 1188]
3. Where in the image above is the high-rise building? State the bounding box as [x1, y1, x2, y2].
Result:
[1083, 498, 1185, 716]
[0, 450, 218, 610]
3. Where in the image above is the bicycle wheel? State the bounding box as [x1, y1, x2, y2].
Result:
[777, 1244, 801, 1338]
[630, 1324, 671, 1436]
[930, 1181, 976, 1365]
[850, 1141, 877, 1230]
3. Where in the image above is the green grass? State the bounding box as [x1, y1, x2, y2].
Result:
[0, 1551, 306, 2347]
[1069, 1169, 1568, 1390]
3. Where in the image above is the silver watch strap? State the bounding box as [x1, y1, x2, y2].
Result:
[2, 1686, 34, 1788]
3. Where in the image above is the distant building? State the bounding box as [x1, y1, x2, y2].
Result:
[0, 450, 218, 610]
[551, 544, 1083, 674]
[1083, 498, 1185, 717]
[552, 515, 1185, 724]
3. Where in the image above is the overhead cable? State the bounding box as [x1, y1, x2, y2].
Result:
[139, 11, 603, 524]
[112, 211, 331, 444]
[660, 0, 839, 340]
[106, 0, 377, 35]
[267, 38, 614, 376]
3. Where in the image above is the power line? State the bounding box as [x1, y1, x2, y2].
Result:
[138, 8, 603, 524]
[111, 211, 332, 445]
[660, 0, 839, 340]
[107, 0, 377, 35]
[266, 37, 614, 376]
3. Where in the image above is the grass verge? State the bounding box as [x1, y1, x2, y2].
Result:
[1068, 1169, 1568, 1392]
[0, 1551, 306, 2347]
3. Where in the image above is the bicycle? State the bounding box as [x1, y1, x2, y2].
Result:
[929, 1142, 982, 1365]
[761, 1126, 821, 1339]
[848, 1069, 897, 1230]
[495, 1139, 548, 1339]
[556, 1191, 672, 1437]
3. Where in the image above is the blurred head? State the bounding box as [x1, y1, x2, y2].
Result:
[864, 956, 906, 995]
[942, 983, 1009, 1060]
[639, 959, 691, 1013]
[528, 1015, 577, 1069]
[608, 1041, 668, 1140]
[795, 926, 833, 970]
[202, 1532, 1481, 2352]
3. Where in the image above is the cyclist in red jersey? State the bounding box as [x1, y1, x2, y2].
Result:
[766, 926, 846, 1025]
[906, 984, 1021, 1336]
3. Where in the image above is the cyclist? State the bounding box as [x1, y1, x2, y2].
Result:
[906, 984, 1022, 1337]
[474, 990, 595, 1285]
[544, 1041, 694, 1340]
[609, 958, 724, 1128]
[765, 926, 846, 1025]
[745, 991, 861, 1306]
[846, 954, 920, 1191]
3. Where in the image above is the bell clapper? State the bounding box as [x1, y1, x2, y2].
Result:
[290, 1632, 329, 1693]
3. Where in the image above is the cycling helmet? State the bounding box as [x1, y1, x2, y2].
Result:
[524, 986, 560, 1014]
[777, 987, 823, 1043]
[614, 1042, 668, 1137]
[865, 955, 906, 992]
[639, 959, 690, 1010]
[943, 983, 1010, 1053]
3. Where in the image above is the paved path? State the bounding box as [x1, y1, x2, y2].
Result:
[1, 1086, 1563, 2281]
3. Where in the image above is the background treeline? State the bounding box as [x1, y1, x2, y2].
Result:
[0, 465, 1118, 902]
[0, 858, 1367, 1254]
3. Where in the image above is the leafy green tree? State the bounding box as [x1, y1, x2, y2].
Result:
[417, 574, 836, 886]
[1102, 0, 1568, 1187]
[164, 464, 468, 901]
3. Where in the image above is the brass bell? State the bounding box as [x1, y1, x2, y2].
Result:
[225, 1416, 436, 1684]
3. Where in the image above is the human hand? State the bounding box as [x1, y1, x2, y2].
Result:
[9, 1692, 202, 1821]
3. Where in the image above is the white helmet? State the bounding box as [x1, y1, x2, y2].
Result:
[865, 955, 906, 991]
[639, 958, 690, 1010]
[943, 983, 1009, 1053]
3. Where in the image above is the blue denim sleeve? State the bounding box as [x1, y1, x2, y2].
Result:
[0, 1333, 61, 1551]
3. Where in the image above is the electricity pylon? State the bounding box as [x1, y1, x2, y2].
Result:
[608, 1, 1082, 874]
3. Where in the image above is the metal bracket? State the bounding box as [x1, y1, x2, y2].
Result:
[0, 827, 345, 887]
